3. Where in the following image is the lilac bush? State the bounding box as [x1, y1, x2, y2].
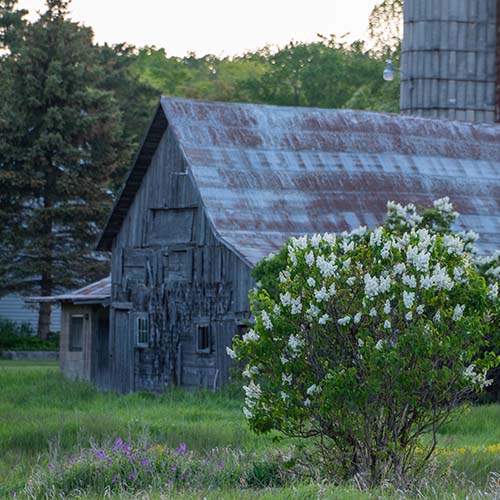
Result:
[230, 199, 500, 486]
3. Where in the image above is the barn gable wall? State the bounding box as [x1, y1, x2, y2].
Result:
[110, 126, 253, 393]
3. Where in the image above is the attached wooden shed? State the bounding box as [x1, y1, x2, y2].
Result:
[95, 97, 500, 394]
[35, 277, 111, 387]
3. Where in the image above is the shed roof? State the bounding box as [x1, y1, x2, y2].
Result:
[98, 97, 500, 265]
[31, 276, 111, 305]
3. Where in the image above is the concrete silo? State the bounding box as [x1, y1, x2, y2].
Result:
[400, 0, 499, 123]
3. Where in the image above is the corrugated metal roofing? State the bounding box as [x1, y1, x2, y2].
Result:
[98, 97, 500, 265]
[31, 276, 111, 304]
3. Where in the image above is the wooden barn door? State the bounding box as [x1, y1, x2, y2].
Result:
[110, 307, 135, 393]
[91, 307, 110, 390]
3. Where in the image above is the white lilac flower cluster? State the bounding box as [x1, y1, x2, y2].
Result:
[242, 380, 261, 419]
[386, 201, 423, 229]
[474, 253, 500, 302]
[477, 251, 500, 288]
[433, 197, 458, 219]
[242, 365, 259, 378]
[275, 223, 472, 355]
[463, 364, 493, 389]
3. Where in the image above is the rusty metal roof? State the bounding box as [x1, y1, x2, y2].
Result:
[98, 97, 500, 265]
[31, 276, 111, 304]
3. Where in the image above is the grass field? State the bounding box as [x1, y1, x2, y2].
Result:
[2, 361, 500, 499]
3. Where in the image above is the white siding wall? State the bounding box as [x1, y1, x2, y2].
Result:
[0, 294, 61, 333]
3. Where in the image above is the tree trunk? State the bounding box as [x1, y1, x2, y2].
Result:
[38, 269, 53, 339]
[38, 162, 55, 340]
[37, 300, 51, 340]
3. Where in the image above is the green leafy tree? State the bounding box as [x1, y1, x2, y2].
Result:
[0, 0, 128, 338]
[231, 199, 500, 486]
[368, 0, 403, 59]
[130, 37, 400, 113]
[235, 38, 397, 111]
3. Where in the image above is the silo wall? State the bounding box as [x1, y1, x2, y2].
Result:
[401, 0, 498, 123]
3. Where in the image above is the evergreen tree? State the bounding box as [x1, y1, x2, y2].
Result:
[0, 0, 127, 338]
[0, 0, 26, 50]
[96, 42, 158, 188]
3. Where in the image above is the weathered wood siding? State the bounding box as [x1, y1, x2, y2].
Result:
[110, 126, 253, 393]
[401, 0, 498, 123]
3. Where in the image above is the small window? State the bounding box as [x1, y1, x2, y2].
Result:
[136, 315, 149, 347]
[197, 325, 210, 353]
[237, 324, 249, 338]
[69, 315, 84, 352]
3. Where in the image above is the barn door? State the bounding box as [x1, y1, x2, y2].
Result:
[91, 307, 110, 390]
[110, 308, 134, 393]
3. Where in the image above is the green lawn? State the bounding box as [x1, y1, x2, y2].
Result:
[2, 360, 500, 499]
[0, 359, 59, 369]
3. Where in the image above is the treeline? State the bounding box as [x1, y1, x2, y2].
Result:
[0, 0, 400, 338]
[130, 37, 400, 118]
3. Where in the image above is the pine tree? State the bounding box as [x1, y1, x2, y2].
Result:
[96, 43, 158, 189]
[0, 0, 26, 50]
[0, 0, 128, 338]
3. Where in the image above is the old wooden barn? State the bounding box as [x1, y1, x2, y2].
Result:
[80, 96, 500, 393]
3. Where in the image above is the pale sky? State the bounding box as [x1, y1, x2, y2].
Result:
[18, 0, 380, 57]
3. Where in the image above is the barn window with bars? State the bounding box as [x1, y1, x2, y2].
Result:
[136, 314, 149, 347]
[196, 325, 211, 353]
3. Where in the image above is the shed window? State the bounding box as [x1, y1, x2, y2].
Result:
[197, 325, 210, 353]
[136, 314, 149, 347]
[69, 315, 84, 352]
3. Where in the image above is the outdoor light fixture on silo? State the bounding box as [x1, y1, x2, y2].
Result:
[383, 60, 401, 81]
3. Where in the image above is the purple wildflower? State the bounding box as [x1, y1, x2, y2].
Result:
[48, 463, 55, 472]
[140, 457, 151, 468]
[111, 475, 118, 484]
[112, 437, 123, 452]
[95, 450, 107, 460]
[169, 465, 177, 473]
[128, 472, 137, 480]
[217, 461, 224, 469]
[175, 442, 187, 455]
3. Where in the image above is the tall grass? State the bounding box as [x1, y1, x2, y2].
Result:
[2, 361, 500, 498]
[0, 361, 273, 492]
